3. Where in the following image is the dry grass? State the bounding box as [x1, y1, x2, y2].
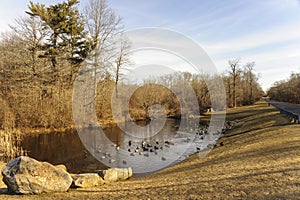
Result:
[0, 129, 26, 162]
[0, 101, 299, 199]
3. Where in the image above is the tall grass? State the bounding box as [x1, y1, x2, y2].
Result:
[0, 129, 26, 161]
[0, 97, 26, 161]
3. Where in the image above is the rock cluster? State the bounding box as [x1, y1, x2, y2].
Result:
[72, 173, 104, 188]
[1, 156, 132, 194]
[1, 156, 72, 194]
[98, 167, 132, 182]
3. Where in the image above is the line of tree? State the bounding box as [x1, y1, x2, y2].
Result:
[117, 64, 263, 121]
[0, 0, 129, 130]
[267, 72, 300, 104]
[224, 59, 264, 108]
[0, 0, 264, 131]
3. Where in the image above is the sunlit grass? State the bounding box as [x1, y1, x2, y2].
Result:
[0, 101, 299, 199]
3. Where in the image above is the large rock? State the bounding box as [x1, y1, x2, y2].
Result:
[1, 156, 72, 194]
[98, 167, 132, 182]
[55, 164, 68, 171]
[71, 173, 104, 188]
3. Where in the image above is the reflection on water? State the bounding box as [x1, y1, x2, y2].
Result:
[21, 118, 209, 175]
[21, 129, 106, 174]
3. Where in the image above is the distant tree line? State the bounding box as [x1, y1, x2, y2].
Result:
[123, 63, 263, 121]
[268, 72, 300, 104]
[224, 59, 264, 108]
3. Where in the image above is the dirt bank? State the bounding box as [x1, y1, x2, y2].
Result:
[0, 101, 299, 199]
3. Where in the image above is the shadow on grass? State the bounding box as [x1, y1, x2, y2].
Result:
[224, 124, 289, 139]
[0, 188, 7, 195]
[153, 142, 300, 179]
[225, 107, 277, 121]
[224, 105, 291, 139]
[71, 167, 299, 200]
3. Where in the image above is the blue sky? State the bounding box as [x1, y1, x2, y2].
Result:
[1, 0, 300, 91]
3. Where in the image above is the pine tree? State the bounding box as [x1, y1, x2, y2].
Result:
[28, 0, 90, 83]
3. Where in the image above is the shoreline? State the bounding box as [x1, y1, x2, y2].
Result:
[4, 114, 211, 136]
[0, 101, 299, 199]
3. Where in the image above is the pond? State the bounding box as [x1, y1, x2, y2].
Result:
[21, 118, 212, 175]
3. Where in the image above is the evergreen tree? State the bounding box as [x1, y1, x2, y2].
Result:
[28, 0, 90, 83]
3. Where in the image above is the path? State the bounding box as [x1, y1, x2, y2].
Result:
[265, 99, 300, 123]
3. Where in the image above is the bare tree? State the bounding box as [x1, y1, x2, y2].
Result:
[244, 62, 255, 103]
[83, 0, 123, 101]
[225, 75, 232, 107]
[228, 59, 241, 108]
[10, 16, 48, 78]
[84, 0, 122, 60]
[114, 35, 131, 98]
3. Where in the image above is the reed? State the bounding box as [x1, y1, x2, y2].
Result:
[0, 129, 26, 162]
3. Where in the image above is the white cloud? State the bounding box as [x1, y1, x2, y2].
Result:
[202, 20, 300, 55]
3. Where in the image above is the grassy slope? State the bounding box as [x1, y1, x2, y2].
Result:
[0, 101, 299, 199]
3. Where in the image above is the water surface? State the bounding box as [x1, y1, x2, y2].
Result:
[21, 118, 208, 175]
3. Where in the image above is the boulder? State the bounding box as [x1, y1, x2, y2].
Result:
[1, 156, 72, 194]
[98, 167, 132, 182]
[71, 173, 104, 188]
[55, 164, 67, 171]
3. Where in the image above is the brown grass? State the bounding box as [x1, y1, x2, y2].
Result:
[0, 101, 299, 199]
[0, 129, 26, 161]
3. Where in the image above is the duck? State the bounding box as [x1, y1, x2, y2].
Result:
[165, 141, 174, 145]
[141, 140, 146, 148]
[111, 143, 117, 147]
[164, 141, 171, 145]
[146, 143, 153, 148]
[142, 146, 149, 151]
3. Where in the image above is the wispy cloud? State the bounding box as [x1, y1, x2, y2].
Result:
[203, 20, 300, 55]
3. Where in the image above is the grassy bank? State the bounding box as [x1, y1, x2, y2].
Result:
[0, 101, 299, 199]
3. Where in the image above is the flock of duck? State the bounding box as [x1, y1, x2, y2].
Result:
[126, 139, 175, 160]
[123, 125, 213, 160]
[96, 121, 235, 165]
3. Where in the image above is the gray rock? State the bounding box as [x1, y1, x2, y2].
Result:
[1, 156, 72, 194]
[98, 167, 132, 182]
[71, 173, 104, 188]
